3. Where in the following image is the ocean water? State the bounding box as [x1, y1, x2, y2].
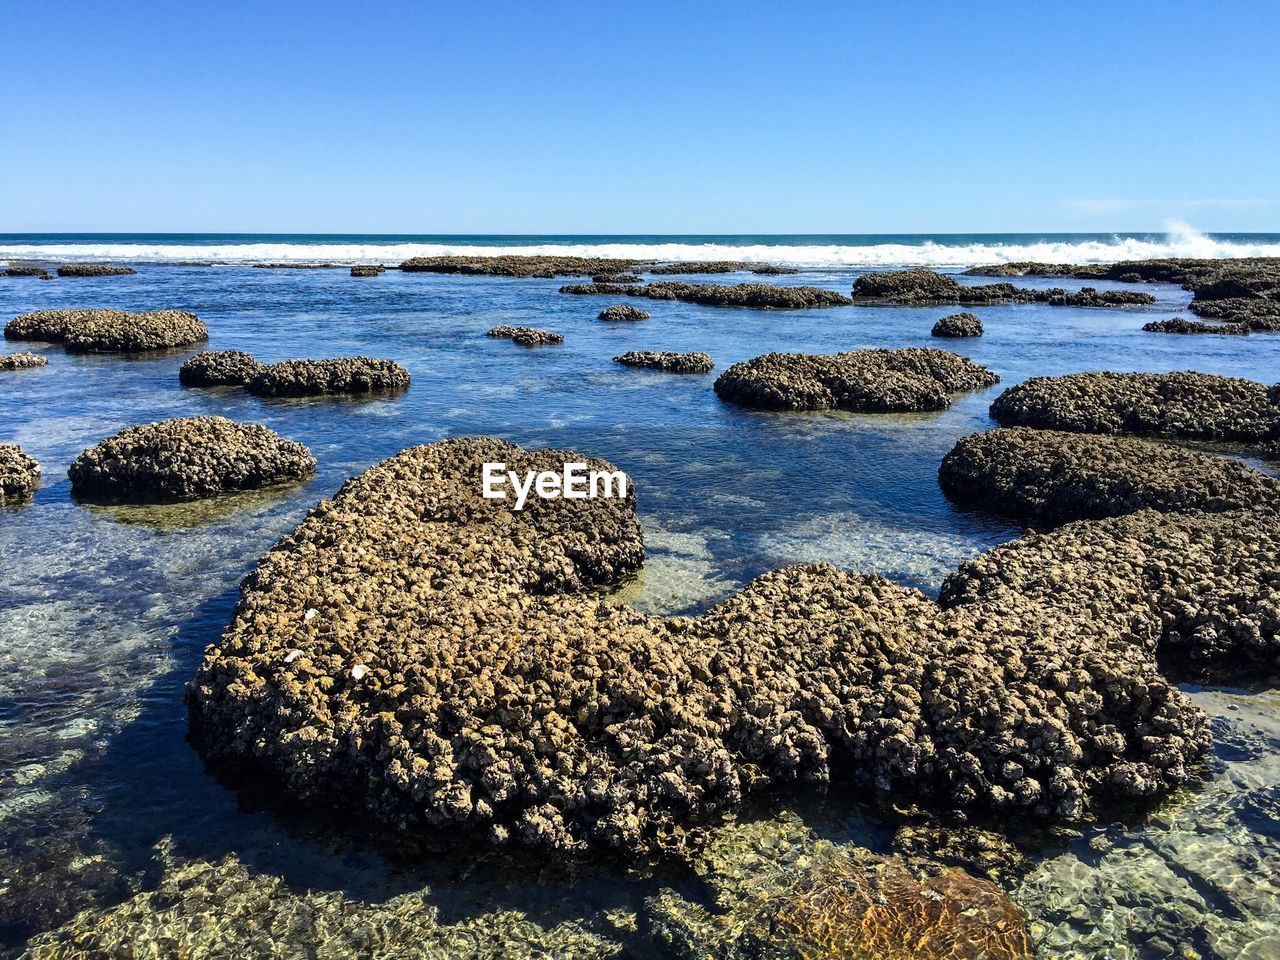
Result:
[1, 234, 1278, 958]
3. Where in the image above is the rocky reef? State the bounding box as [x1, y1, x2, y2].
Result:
[590, 273, 640, 284]
[68, 416, 316, 504]
[939, 427, 1280, 527]
[3, 265, 52, 280]
[1142, 317, 1250, 335]
[486, 325, 564, 347]
[598, 305, 650, 322]
[400, 255, 636, 278]
[562, 281, 853, 309]
[5, 309, 208, 354]
[0, 443, 40, 503]
[55, 264, 136, 277]
[714, 347, 1000, 412]
[852, 269, 1155, 307]
[989, 371, 1280, 455]
[246, 357, 411, 397]
[931, 312, 984, 338]
[647, 261, 797, 275]
[187, 436, 1245, 860]
[613, 351, 713, 374]
[350, 264, 385, 277]
[0, 351, 48, 371]
[178, 349, 266, 387]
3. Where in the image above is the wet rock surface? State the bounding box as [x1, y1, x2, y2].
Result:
[178, 349, 266, 387]
[486, 325, 564, 347]
[350, 264, 385, 277]
[0, 443, 40, 503]
[647, 261, 797, 275]
[401, 255, 637, 278]
[5, 309, 209, 354]
[714, 347, 1000, 412]
[939, 427, 1280, 527]
[989, 371, 1280, 455]
[68, 416, 316, 504]
[0, 351, 48, 370]
[852, 269, 1155, 307]
[1143, 317, 1250, 335]
[613, 351, 713, 374]
[246, 357, 411, 397]
[55, 264, 136, 277]
[932, 312, 984, 338]
[597, 305, 650, 322]
[3, 266, 52, 280]
[590, 273, 640, 284]
[561, 281, 853, 309]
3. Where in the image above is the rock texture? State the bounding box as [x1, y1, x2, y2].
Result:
[591, 273, 640, 284]
[851, 269, 1155, 307]
[5, 309, 208, 353]
[597, 305, 650, 322]
[179, 350, 266, 387]
[400, 256, 636, 278]
[613, 351, 713, 374]
[350, 265, 385, 277]
[3, 265, 51, 280]
[939, 427, 1280, 527]
[68, 416, 316, 504]
[0, 351, 48, 371]
[55, 264, 136, 277]
[1142, 317, 1250, 335]
[931, 312, 984, 338]
[0, 443, 40, 503]
[486, 325, 564, 347]
[647, 261, 797, 275]
[246, 357, 411, 397]
[561, 281, 852, 309]
[714, 348, 999, 412]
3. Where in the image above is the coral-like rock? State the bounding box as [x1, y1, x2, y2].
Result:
[591, 273, 640, 284]
[178, 350, 266, 387]
[562, 282, 853, 309]
[68, 416, 316, 503]
[0, 351, 48, 371]
[401, 256, 636, 278]
[852, 269, 1155, 307]
[647, 261, 797, 275]
[350, 264, 385, 277]
[613, 351, 713, 374]
[931, 312, 984, 338]
[0, 443, 40, 503]
[5, 309, 208, 354]
[1142, 317, 1249, 335]
[3, 265, 52, 280]
[598, 305, 650, 322]
[55, 264, 136, 277]
[246, 357, 411, 397]
[486, 325, 564, 347]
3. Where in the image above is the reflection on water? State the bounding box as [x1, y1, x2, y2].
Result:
[2, 266, 1279, 956]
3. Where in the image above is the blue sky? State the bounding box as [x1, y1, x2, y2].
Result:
[2, 0, 1277, 233]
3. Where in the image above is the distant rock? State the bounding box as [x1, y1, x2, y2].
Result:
[1142, 317, 1250, 335]
[931, 312, 983, 338]
[486, 325, 564, 347]
[350, 264, 385, 277]
[56, 263, 136, 277]
[598, 305, 650, 321]
[647, 261, 798, 275]
[851, 269, 1155, 307]
[5, 309, 208, 353]
[401, 255, 635, 278]
[246, 357, 411, 397]
[591, 273, 641, 284]
[3, 265, 51, 280]
[563, 281, 852, 309]
[0, 443, 40, 503]
[0, 351, 48, 371]
[179, 350, 266, 387]
[613, 351, 713, 373]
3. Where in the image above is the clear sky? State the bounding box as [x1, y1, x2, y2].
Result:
[2, 0, 1277, 234]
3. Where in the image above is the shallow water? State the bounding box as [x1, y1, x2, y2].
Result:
[1, 261, 1278, 957]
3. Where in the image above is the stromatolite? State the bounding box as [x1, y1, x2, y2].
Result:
[561, 281, 852, 309]
[486, 325, 564, 347]
[0, 352, 48, 371]
[598, 305, 650, 322]
[931, 312, 984, 338]
[1142, 317, 1250, 335]
[179, 350, 266, 387]
[851, 269, 1154, 307]
[56, 264, 136, 277]
[613, 351, 713, 374]
[5, 309, 208, 353]
[0, 443, 40, 503]
[246, 357, 411, 397]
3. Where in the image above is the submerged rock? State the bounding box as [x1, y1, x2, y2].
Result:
[55, 264, 136, 277]
[597, 305, 650, 322]
[1191, 295, 1280, 331]
[178, 349, 266, 387]
[246, 357, 411, 397]
[590, 273, 640, 284]
[714, 347, 999, 412]
[613, 351, 713, 374]
[939, 427, 1280, 527]
[562, 281, 853, 309]
[68, 416, 316, 504]
[400, 255, 636, 278]
[852, 269, 1155, 307]
[931, 312, 984, 338]
[3, 265, 52, 280]
[350, 264, 385, 277]
[486, 325, 564, 347]
[0, 351, 48, 371]
[5, 309, 208, 354]
[1142, 317, 1250, 335]
[0, 443, 40, 503]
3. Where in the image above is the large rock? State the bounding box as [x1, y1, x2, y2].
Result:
[486, 325, 564, 347]
[613, 351, 713, 374]
[931, 312, 983, 338]
[0, 443, 40, 503]
[714, 348, 999, 412]
[400, 255, 636, 278]
[350, 264, 385, 277]
[246, 357, 411, 397]
[68, 416, 316, 503]
[179, 349, 266, 387]
[1142, 317, 1250, 335]
[561, 281, 853, 309]
[0, 351, 48, 371]
[5, 309, 208, 353]
[598, 305, 649, 321]
[56, 264, 136, 277]
[851, 269, 1155, 307]
[939, 427, 1280, 526]
[3, 265, 51, 280]
[188, 437, 1246, 859]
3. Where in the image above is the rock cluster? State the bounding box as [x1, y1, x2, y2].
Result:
[56, 263, 136, 277]
[350, 264, 385, 277]
[68, 416, 316, 503]
[400, 255, 636, 278]
[851, 269, 1155, 307]
[598, 305, 650, 322]
[989, 371, 1280, 454]
[1142, 317, 1250, 335]
[931, 312, 983, 338]
[178, 349, 266, 387]
[0, 443, 40, 503]
[561, 281, 852, 309]
[647, 261, 797, 275]
[0, 351, 48, 370]
[4, 265, 51, 279]
[613, 351, 713, 374]
[486, 325, 565, 347]
[247, 357, 411, 397]
[591, 273, 640, 284]
[939, 427, 1280, 527]
[188, 436, 1242, 858]
[5, 309, 209, 353]
[714, 348, 999, 412]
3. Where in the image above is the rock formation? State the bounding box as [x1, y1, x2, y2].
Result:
[0, 443, 40, 503]
[5, 309, 208, 353]
[613, 351, 713, 374]
[0, 351, 48, 371]
[931, 312, 984, 338]
[598, 305, 650, 322]
[178, 350, 267, 387]
[562, 281, 852, 309]
[246, 357, 411, 397]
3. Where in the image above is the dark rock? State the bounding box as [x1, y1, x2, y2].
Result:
[251, 263, 341, 269]
[3, 265, 52, 280]
[598, 305, 650, 322]
[647, 261, 798, 275]
[56, 264, 136, 277]
[613, 351, 713, 374]
[852, 269, 1155, 307]
[1190, 297, 1280, 331]
[0, 443, 40, 502]
[350, 265, 385, 277]
[5, 309, 208, 353]
[562, 281, 852, 309]
[179, 350, 266, 387]
[714, 348, 999, 412]
[400, 256, 636, 278]
[1142, 317, 1250, 335]
[591, 273, 640, 284]
[931, 312, 983, 338]
[486, 325, 564, 347]
[246, 357, 411, 397]
[68, 416, 315, 503]
[0, 351, 48, 371]
[939, 427, 1280, 527]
